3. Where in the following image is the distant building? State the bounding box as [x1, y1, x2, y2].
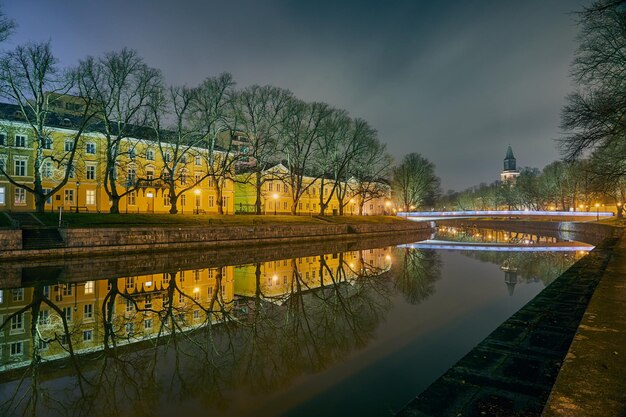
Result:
[500, 145, 520, 183]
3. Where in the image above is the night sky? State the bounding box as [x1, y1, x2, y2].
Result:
[4, 0, 586, 191]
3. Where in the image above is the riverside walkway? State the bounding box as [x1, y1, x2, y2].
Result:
[395, 223, 625, 417]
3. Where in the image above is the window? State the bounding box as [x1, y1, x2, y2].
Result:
[86, 165, 96, 180]
[38, 310, 50, 325]
[195, 173, 202, 184]
[64, 189, 74, 203]
[284, 184, 288, 193]
[84, 281, 94, 294]
[125, 323, 134, 334]
[181, 194, 186, 206]
[268, 182, 273, 192]
[195, 156, 201, 166]
[64, 140, 74, 152]
[208, 196, 214, 207]
[86, 190, 95, 205]
[146, 149, 154, 161]
[67, 164, 75, 179]
[14, 159, 26, 176]
[62, 284, 73, 297]
[145, 294, 152, 309]
[14, 189, 26, 205]
[146, 169, 154, 180]
[42, 137, 53, 149]
[0, 187, 4, 205]
[42, 161, 53, 178]
[10, 342, 23, 356]
[128, 191, 136, 205]
[164, 152, 172, 163]
[0, 132, 5, 146]
[144, 318, 153, 330]
[86, 142, 96, 154]
[126, 277, 135, 289]
[15, 134, 27, 148]
[164, 193, 170, 206]
[125, 298, 134, 312]
[11, 313, 23, 332]
[83, 330, 93, 342]
[193, 309, 200, 319]
[127, 168, 136, 185]
[84, 304, 94, 320]
[42, 286, 50, 298]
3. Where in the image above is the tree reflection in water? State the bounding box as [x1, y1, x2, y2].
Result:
[0, 246, 444, 417]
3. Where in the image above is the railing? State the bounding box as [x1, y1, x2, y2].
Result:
[397, 210, 614, 218]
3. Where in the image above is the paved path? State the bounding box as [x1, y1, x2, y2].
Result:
[543, 233, 626, 417]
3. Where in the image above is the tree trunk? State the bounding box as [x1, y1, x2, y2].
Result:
[35, 193, 46, 213]
[216, 183, 224, 215]
[255, 172, 262, 215]
[109, 197, 120, 214]
[169, 187, 179, 214]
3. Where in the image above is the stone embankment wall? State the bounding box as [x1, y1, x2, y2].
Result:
[0, 230, 22, 250]
[0, 220, 432, 260]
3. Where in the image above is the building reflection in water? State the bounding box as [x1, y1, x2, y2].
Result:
[0, 246, 414, 417]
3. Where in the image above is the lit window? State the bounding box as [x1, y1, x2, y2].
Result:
[84, 281, 94, 294]
[86, 190, 95, 205]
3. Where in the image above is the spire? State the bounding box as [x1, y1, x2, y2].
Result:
[503, 145, 516, 171]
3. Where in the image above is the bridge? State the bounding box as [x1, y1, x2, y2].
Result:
[397, 210, 614, 221]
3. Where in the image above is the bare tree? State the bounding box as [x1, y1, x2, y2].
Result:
[234, 84, 292, 215]
[0, 4, 14, 42]
[280, 100, 331, 214]
[391, 153, 440, 210]
[193, 73, 239, 215]
[560, 0, 626, 160]
[146, 86, 202, 214]
[345, 131, 392, 215]
[77, 49, 163, 213]
[0, 42, 97, 212]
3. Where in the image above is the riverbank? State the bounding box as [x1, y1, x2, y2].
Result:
[0, 215, 433, 260]
[396, 218, 624, 417]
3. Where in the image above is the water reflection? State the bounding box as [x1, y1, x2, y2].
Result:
[0, 247, 414, 417]
[0, 229, 590, 417]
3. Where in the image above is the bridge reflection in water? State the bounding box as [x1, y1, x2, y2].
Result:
[0, 230, 590, 417]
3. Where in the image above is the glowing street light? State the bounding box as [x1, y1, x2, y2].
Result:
[272, 193, 279, 215]
[194, 189, 201, 214]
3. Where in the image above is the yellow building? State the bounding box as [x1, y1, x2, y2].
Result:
[0, 100, 235, 214]
[235, 163, 391, 215]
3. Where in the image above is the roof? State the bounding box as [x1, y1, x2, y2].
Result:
[505, 145, 515, 160]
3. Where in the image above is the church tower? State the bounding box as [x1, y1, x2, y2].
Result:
[500, 145, 520, 183]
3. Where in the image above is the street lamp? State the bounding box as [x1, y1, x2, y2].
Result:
[146, 192, 154, 213]
[194, 189, 201, 214]
[75, 181, 80, 213]
[596, 203, 600, 221]
[272, 193, 278, 215]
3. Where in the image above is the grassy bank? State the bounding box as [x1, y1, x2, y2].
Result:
[31, 213, 408, 228]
